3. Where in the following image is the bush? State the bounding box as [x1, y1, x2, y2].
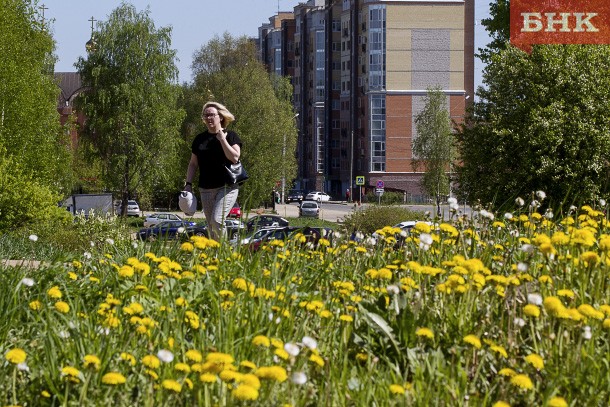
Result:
[30, 213, 134, 254]
[340, 205, 426, 234]
[0, 154, 71, 231]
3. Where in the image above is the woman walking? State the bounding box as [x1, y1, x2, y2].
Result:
[184, 101, 242, 240]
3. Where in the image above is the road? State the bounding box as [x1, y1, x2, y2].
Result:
[144, 202, 472, 224]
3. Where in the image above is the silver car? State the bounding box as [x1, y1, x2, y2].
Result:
[299, 200, 320, 218]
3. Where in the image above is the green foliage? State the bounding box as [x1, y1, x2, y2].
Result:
[75, 3, 185, 208]
[184, 33, 298, 208]
[0, 0, 72, 192]
[33, 213, 133, 253]
[456, 45, 610, 210]
[412, 88, 455, 208]
[0, 150, 71, 231]
[363, 191, 407, 205]
[478, 0, 510, 64]
[340, 205, 425, 234]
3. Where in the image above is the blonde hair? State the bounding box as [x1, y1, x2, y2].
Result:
[202, 101, 235, 127]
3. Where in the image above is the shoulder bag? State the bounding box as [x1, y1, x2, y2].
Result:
[225, 160, 249, 185]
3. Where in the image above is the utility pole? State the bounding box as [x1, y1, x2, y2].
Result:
[349, 130, 354, 202]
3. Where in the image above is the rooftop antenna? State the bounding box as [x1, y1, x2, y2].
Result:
[278, 0, 280, 13]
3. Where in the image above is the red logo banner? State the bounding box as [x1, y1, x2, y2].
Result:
[510, 0, 610, 51]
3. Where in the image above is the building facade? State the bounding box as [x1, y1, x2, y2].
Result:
[259, 0, 474, 200]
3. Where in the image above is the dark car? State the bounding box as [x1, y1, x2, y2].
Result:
[246, 215, 289, 232]
[244, 226, 300, 251]
[137, 220, 206, 241]
[286, 190, 305, 203]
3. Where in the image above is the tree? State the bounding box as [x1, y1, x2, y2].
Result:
[412, 88, 455, 217]
[478, 0, 510, 64]
[0, 0, 72, 192]
[183, 33, 298, 208]
[455, 44, 610, 209]
[75, 4, 185, 213]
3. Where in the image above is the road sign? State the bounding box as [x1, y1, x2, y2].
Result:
[375, 188, 384, 195]
[376, 180, 384, 189]
[355, 176, 365, 186]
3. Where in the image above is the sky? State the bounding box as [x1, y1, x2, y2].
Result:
[44, 0, 491, 88]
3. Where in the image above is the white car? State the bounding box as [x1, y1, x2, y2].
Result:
[115, 200, 142, 217]
[143, 213, 185, 228]
[305, 191, 331, 202]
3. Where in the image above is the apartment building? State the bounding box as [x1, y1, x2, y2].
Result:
[258, 0, 474, 199]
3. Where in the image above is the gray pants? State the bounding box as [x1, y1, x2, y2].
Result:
[199, 185, 239, 240]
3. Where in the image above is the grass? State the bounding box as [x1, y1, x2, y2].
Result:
[0, 202, 609, 406]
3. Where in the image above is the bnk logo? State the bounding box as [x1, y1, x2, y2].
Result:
[510, 0, 610, 51]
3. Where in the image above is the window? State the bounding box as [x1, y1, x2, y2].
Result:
[370, 94, 386, 172]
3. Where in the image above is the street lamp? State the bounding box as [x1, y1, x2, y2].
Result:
[281, 113, 299, 204]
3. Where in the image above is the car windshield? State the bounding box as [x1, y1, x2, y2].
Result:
[301, 202, 317, 208]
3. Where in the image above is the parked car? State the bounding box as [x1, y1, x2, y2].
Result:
[299, 200, 320, 218]
[115, 200, 142, 217]
[286, 190, 305, 203]
[243, 226, 299, 251]
[305, 191, 331, 202]
[137, 220, 206, 241]
[223, 218, 246, 240]
[143, 213, 192, 228]
[246, 215, 289, 232]
[228, 202, 242, 218]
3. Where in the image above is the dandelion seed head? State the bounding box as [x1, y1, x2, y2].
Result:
[527, 293, 543, 305]
[301, 336, 318, 350]
[29, 234, 38, 242]
[513, 317, 526, 328]
[284, 342, 300, 357]
[291, 372, 308, 385]
[20, 278, 34, 287]
[157, 349, 174, 363]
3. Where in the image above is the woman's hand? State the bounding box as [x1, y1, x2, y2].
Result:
[215, 129, 227, 142]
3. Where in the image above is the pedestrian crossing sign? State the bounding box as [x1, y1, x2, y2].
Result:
[355, 176, 365, 186]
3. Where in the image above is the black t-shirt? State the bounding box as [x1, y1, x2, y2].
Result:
[191, 130, 242, 189]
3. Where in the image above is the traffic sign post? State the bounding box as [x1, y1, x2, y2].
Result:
[375, 187, 384, 204]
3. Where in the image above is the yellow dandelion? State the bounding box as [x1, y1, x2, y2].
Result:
[492, 402, 511, 407]
[463, 335, 482, 349]
[142, 355, 160, 369]
[175, 363, 191, 373]
[510, 374, 533, 390]
[200, 373, 217, 383]
[415, 327, 434, 339]
[389, 384, 406, 395]
[548, 397, 568, 407]
[47, 286, 62, 299]
[252, 335, 271, 347]
[101, 372, 126, 385]
[185, 349, 203, 363]
[339, 314, 353, 322]
[83, 354, 101, 370]
[232, 384, 259, 400]
[206, 352, 234, 365]
[309, 354, 325, 367]
[61, 366, 82, 382]
[161, 379, 182, 393]
[54, 301, 70, 313]
[120, 352, 136, 366]
[523, 304, 540, 318]
[5, 348, 27, 364]
[578, 304, 605, 320]
[498, 368, 516, 377]
[490, 345, 508, 358]
[118, 265, 134, 278]
[255, 366, 288, 382]
[29, 300, 43, 311]
[524, 354, 544, 370]
[603, 319, 610, 329]
[237, 373, 261, 389]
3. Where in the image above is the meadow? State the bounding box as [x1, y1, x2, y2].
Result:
[1, 201, 609, 406]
